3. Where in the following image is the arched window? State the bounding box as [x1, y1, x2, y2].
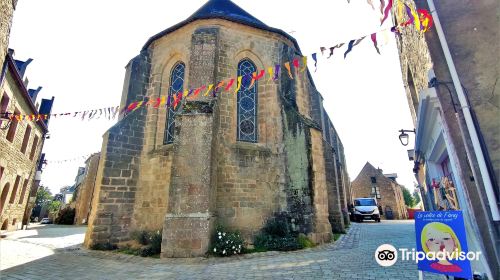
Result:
[237, 59, 258, 142]
[164, 62, 185, 144]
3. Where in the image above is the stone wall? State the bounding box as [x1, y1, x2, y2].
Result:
[74, 153, 100, 225]
[84, 50, 151, 247]
[0, 63, 44, 231]
[0, 0, 16, 73]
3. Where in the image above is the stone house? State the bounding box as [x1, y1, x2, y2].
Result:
[74, 153, 100, 224]
[0, 50, 53, 231]
[393, 0, 500, 278]
[84, 0, 351, 257]
[351, 162, 407, 220]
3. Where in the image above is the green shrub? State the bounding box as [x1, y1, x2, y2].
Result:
[55, 207, 75, 225]
[253, 218, 314, 251]
[148, 230, 162, 255]
[130, 230, 149, 245]
[127, 229, 162, 257]
[211, 226, 244, 257]
[297, 234, 315, 249]
[91, 243, 117, 251]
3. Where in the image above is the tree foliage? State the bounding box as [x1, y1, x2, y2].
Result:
[35, 186, 53, 207]
[402, 186, 416, 208]
[48, 200, 62, 213]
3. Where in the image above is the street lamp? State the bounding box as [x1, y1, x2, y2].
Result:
[398, 129, 416, 146]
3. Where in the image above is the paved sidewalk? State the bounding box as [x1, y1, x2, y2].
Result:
[0, 221, 443, 279]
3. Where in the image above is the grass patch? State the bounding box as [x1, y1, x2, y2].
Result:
[333, 233, 343, 241]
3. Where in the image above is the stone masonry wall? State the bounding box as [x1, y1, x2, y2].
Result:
[74, 153, 100, 225]
[0, 0, 16, 73]
[161, 27, 218, 257]
[0, 68, 44, 231]
[323, 142, 345, 233]
[84, 50, 151, 248]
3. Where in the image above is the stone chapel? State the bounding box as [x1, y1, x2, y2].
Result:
[84, 0, 352, 257]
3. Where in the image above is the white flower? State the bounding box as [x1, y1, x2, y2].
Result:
[223, 250, 226, 254]
[214, 248, 217, 252]
[234, 251, 236, 254]
[238, 245, 241, 248]
[218, 232, 221, 235]
[226, 241, 228, 244]
[232, 246, 235, 249]
[218, 236, 222, 239]
[223, 233, 226, 236]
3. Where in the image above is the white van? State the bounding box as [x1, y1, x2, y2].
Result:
[352, 197, 381, 222]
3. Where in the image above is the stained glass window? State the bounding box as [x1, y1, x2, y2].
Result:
[164, 62, 185, 144]
[237, 59, 257, 142]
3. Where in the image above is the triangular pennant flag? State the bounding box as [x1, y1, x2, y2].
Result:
[234, 76, 243, 93]
[273, 65, 280, 80]
[371, 33, 380, 54]
[249, 70, 265, 88]
[204, 84, 214, 96]
[284, 62, 293, 79]
[224, 79, 234, 91]
[344, 37, 365, 59]
[320, 47, 327, 56]
[344, 40, 356, 59]
[267, 67, 274, 82]
[418, 9, 433, 32]
[379, 0, 386, 15]
[300, 56, 308, 72]
[381, 0, 393, 25]
[311, 53, 318, 72]
[327, 43, 345, 59]
[367, 0, 375, 10]
[292, 58, 300, 74]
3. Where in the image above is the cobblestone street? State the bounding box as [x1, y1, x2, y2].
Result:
[0, 221, 442, 279]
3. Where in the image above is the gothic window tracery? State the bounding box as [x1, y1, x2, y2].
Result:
[237, 59, 257, 142]
[164, 62, 185, 144]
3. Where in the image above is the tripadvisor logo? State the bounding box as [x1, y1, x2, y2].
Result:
[375, 244, 398, 266]
[374, 244, 482, 267]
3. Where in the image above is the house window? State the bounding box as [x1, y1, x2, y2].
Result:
[18, 179, 29, 204]
[9, 176, 20, 204]
[164, 62, 185, 144]
[237, 59, 257, 142]
[371, 185, 381, 199]
[20, 124, 31, 153]
[0, 93, 9, 126]
[29, 135, 39, 160]
[6, 108, 20, 142]
[370, 177, 377, 184]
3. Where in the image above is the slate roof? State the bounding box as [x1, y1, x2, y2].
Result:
[142, 0, 302, 53]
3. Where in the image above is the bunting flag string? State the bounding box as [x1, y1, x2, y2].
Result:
[44, 153, 97, 165]
[4, 7, 433, 123]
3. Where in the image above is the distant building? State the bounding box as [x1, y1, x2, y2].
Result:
[393, 0, 499, 277]
[74, 153, 100, 224]
[59, 185, 75, 205]
[351, 162, 407, 220]
[0, 50, 53, 231]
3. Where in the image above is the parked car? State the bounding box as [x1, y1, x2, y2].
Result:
[352, 197, 381, 222]
[40, 218, 52, 224]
